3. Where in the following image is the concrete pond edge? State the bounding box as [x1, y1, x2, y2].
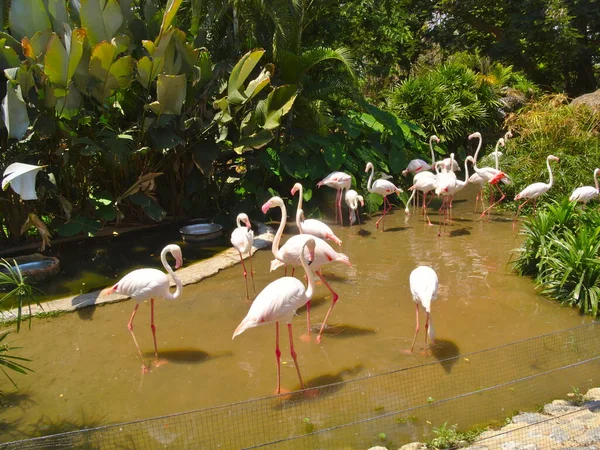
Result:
[0, 222, 275, 322]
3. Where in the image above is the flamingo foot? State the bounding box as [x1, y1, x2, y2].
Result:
[153, 357, 169, 368]
[316, 334, 323, 345]
[299, 333, 313, 343]
[141, 364, 150, 374]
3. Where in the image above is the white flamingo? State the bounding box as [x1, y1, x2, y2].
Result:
[345, 189, 364, 226]
[514, 155, 560, 222]
[230, 213, 255, 301]
[103, 244, 183, 373]
[365, 162, 403, 231]
[409, 265, 438, 353]
[402, 135, 440, 176]
[317, 171, 352, 225]
[233, 237, 317, 394]
[569, 168, 600, 205]
[262, 196, 351, 343]
[291, 183, 342, 246]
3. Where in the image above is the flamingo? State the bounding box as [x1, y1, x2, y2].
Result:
[291, 183, 342, 246]
[345, 189, 364, 226]
[468, 132, 511, 218]
[317, 171, 351, 225]
[405, 173, 437, 225]
[569, 168, 600, 204]
[104, 244, 183, 373]
[230, 213, 255, 301]
[365, 162, 403, 231]
[233, 237, 317, 394]
[409, 265, 438, 353]
[402, 135, 440, 176]
[514, 155, 560, 222]
[262, 196, 351, 343]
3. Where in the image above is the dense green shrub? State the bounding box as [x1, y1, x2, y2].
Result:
[500, 95, 600, 211]
[513, 199, 600, 316]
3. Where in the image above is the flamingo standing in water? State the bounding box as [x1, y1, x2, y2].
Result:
[409, 265, 438, 353]
[104, 244, 183, 373]
[317, 171, 351, 225]
[514, 155, 560, 222]
[569, 168, 600, 205]
[365, 162, 403, 231]
[402, 135, 440, 176]
[230, 213, 255, 301]
[291, 183, 342, 246]
[345, 189, 364, 227]
[233, 238, 317, 394]
[262, 196, 351, 343]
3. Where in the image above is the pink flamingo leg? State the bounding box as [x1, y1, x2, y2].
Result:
[513, 198, 532, 227]
[305, 300, 312, 335]
[424, 312, 431, 349]
[316, 270, 340, 344]
[150, 298, 159, 358]
[275, 322, 282, 394]
[288, 323, 304, 389]
[238, 250, 250, 301]
[480, 184, 506, 218]
[410, 304, 420, 352]
[127, 303, 149, 373]
[249, 250, 256, 294]
[338, 189, 345, 226]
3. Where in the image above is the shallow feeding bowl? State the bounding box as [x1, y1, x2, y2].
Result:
[0, 253, 60, 282]
[179, 223, 223, 242]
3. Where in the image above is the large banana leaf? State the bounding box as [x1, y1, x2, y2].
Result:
[228, 49, 265, 105]
[1, 82, 29, 140]
[145, 74, 186, 115]
[8, 0, 51, 41]
[21, 30, 53, 63]
[80, 0, 123, 46]
[0, 43, 20, 71]
[89, 41, 134, 104]
[260, 85, 298, 130]
[44, 27, 86, 87]
[158, 0, 183, 40]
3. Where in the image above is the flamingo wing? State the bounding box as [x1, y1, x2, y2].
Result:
[570, 186, 598, 203]
[113, 268, 169, 301]
[515, 182, 549, 200]
[409, 266, 438, 312]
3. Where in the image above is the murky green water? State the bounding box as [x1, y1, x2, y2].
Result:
[0, 185, 591, 445]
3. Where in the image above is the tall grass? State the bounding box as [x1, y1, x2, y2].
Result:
[513, 199, 600, 316]
[501, 95, 600, 212]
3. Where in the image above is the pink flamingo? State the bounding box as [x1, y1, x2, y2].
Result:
[514, 155, 560, 222]
[317, 171, 351, 225]
[262, 196, 351, 344]
[365, 162, 403, 231]
[468, 132, 511, 218]
[233, 237, 317, 394]
[291, 183, 342, 246]
[230, 213, 255, 301]
[569, 168, 600, 204]
[402, 135, 440, 176]
[345, 189, 364, 226]
[409, 265, 438, 353]
[104, 244, 183, 373]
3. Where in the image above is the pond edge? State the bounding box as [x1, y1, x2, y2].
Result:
[0, 222, 275, 322]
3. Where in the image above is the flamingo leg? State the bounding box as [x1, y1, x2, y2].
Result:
[238, 250, 250, 301]
[288, 323, 304, 390]
[424, 311, 431, 349]
[275, 322, 282, 394]
[513, 198, 532, 225]
[150, 298, 159, 358]
[249, 250, 256, 294]
[480, 184, 506, 218]
[410, 304, 420, 352]
[305, 300, 312, 335]
[338, 189, 344, 226]
[316, 270, 339, 344]
[127, 303, 149, 373]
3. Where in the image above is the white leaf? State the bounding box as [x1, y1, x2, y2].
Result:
[2, 162, 46, 200]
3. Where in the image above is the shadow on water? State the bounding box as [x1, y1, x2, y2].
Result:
[272, 364, 364, 410]
[381, 226, 409, 233]
[146, 348, 232, 364]
[313, 323, 377, 339]
[356, 228, 372, 237]
[431, 339, 460, 374]
[298, 296, 328, 312]
[449, 228, 471, 237]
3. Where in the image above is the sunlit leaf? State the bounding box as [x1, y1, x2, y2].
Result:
[8, 0, 51, 41]
[0, 45, 20, 71]
[21, 29, 53, 62]
[158, 0, 183, 39]
[145, 74, 186, 115]
[228, 50, 265, 104]
[244, 67, 270, 100]
[1, 82, 29, 140]
[261, 85, 298, 130]
[80, 0, 123, 46]
[46, 0, 69, 32]
[89, 41, 133, 104]
[2, 163, 45, 200]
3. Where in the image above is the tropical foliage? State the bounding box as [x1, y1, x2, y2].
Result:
[513, 199, 600, 317]
[0, 258, 44, 331]
[0, 329, 32, 393]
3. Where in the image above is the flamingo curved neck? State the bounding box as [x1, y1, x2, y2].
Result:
[546, 157, 555, 188]
[595, 170, 600, 193]
[473, 135, 483, 162]
[236, 216, 243, 228]
[494, 140, 501, 170]
[300, 244, 317, 299]
[463, 158, 470, 182]
[429, 136, 436, 165]
[161, 248, 182, 300]
[272, 201, 287, 257]
[296, 185, 304, 211]
[366, 164, 375, 193]
[295, 208, 305, 233]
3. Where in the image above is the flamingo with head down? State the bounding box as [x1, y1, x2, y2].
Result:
[345, 189, 364, 226]
[262, 196, 351, 344]
[230, 213, 255, 301]
[291, 183, 342, 246]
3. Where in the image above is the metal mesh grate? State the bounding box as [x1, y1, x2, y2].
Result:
[2, 322, 599, 449]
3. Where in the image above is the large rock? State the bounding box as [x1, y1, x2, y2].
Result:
[571, 90, 600, 112]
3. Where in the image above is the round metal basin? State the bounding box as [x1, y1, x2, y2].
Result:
[0, 254, 60, 282]
[179, 223, 223, 242]
[3, 260, 55, 272]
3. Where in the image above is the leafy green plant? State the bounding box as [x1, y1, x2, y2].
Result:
[0, 259, 43, 331]
[0, 329, 33, 393]
[429, 422, 479, 449]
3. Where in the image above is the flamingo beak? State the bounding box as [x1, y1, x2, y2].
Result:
[308, 249, 315, 265]
[245, 219, 251, 229]
[175, 257, 182, 269]
[261, 202, 271, 214]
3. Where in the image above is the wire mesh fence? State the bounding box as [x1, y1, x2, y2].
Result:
[1, 322, 599, 449]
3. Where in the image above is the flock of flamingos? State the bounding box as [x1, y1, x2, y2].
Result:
[104, 130, 600, 394]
